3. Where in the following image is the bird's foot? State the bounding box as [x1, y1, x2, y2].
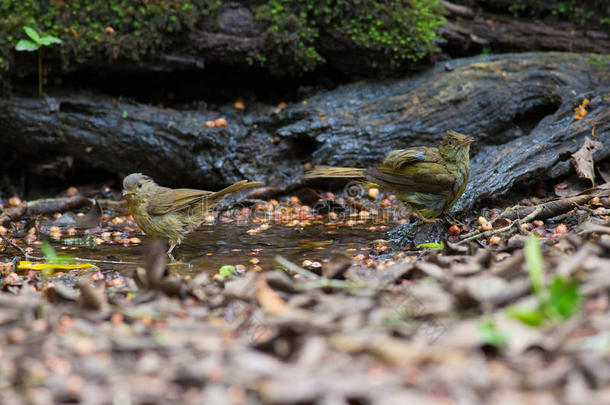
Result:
[420, 217, 442, 224]
[443, 213, 465, 227]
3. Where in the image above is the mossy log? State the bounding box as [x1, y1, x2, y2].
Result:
[2, 1, 608, 81]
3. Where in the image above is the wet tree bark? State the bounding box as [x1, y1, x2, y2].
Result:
[439, 1, 610, 56]
[1, 52, 608, 211]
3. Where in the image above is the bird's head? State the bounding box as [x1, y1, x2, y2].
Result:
[122, 173, 157, 200]
[438, 131, 473, 163]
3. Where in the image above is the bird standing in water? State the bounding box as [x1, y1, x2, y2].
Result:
[304, 130, 473, 219]
[123, 173, 261, 257]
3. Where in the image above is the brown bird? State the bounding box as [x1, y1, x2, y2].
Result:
[122, 173, 261, 256]
[304, 130, 472, 219]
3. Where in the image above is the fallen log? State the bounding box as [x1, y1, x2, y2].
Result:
[0, 53, 608, 212]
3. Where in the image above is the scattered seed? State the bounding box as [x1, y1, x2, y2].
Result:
[111, 217, 125, 225]
[368, 188, 380, 199]
[488, 235, 501, 244]
[448, 225, 461, 236]
[477, 216, 487, 225]
[552, 223, 568, 238]
[8, 196, 21, 206]
[481, 222, 492, 231]
[234, 100, 245, 110]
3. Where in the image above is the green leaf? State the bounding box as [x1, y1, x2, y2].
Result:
[40, 241, 74, 265]
[23, 26, 41, 44]
[416, 241, 444, 249]
[41, 241, 57, 262]
[506, 307, 545, 327]
[478, 319, 508, 348]
[38, 35, 63, 46]
[15, 39, 39, 51]
[218, 265, 237, 278]
[122, 110, 128, 119]
[548, 276, 582, 319]
[524, 235, 544, 297]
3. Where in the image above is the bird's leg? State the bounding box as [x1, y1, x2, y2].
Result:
[167, 243, 176, 255]
[167, 243, 177, 261]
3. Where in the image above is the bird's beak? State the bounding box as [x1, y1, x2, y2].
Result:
[460, 137, 474, 147]
[122, 189, 134, 197]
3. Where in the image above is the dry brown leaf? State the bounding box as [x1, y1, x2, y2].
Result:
[322, 252, 352, 279]
[571, 136, 603, 185]
[256, 277, 290, 316]
[573, 98, 589, 120]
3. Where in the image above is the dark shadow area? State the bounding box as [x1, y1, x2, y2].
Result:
[54, 64, 352, 107]
[512, 97, 562, 134]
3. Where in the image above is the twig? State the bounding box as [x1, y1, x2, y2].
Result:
[275, 256, 382, 292]
[458, 205, 544, 244]
[0, 233, 26, 256]
[275, 256, 321, 280]
[23, 253, 137, 266]
[499, 185, 610, 221]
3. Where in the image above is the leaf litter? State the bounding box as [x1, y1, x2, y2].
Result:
[0, 174, 609, 403]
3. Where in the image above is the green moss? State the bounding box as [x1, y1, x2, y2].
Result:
[254, 0, 445, 75]
[473, 0, 609, 28]
[0, 0, 222, 79]
[1, 0, 447, 81]
[588, 53, 610, 67]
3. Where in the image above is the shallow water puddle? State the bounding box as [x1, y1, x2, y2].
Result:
[44, 221, 393, 276]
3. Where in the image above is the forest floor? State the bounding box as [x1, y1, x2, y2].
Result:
[1, 173, 609, 404]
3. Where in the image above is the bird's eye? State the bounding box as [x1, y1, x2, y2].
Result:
[448, 140, 453, 145]
[137, 183, 142, 188]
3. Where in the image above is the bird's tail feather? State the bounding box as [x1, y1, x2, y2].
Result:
[303, 166, 366, 180]
[204, 180, 261, 207]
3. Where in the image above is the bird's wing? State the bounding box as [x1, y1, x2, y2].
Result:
[381, 147, 436, 171]
[146, 189, 212, 215]
[366, 159, 456, 194]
